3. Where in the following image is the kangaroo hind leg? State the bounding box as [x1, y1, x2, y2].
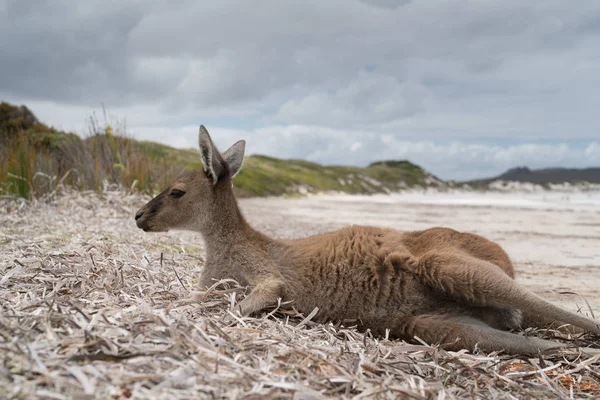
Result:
[391, 251, 600, 334]
[392, 314, 565, 355]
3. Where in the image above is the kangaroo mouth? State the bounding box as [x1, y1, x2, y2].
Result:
[135, 211, 164, 232]
[136, 218, 167, 232]
[138, 222, 168, 233]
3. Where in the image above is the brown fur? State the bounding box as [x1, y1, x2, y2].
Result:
[135, 125, 599, 355]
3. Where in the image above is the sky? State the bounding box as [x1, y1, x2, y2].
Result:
[1, 0, 599, 180]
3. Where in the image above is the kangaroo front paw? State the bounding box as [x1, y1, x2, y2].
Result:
[222, 307, 243, 324]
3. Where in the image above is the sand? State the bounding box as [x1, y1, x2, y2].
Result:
[1, 189, 599, 399]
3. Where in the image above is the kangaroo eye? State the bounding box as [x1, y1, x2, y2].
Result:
[170, 189, 185, 198]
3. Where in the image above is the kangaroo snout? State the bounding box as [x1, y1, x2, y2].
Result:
[134, 209, 146, 229]
[134, 206, 152, 231]
[134, 199, 169, 232]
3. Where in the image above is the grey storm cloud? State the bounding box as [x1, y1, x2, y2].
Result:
[2, 1, 600, 127]
[0, 1, 144, 103]
[1, 0, 600, 179]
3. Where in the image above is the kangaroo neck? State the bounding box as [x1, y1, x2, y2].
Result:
[198, 188, 277, 287]
[199, 185, 272, 259]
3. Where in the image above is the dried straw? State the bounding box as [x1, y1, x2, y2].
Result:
[1, 190, 599, 399]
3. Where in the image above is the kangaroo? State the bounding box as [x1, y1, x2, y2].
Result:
[135, 125, 599, 355]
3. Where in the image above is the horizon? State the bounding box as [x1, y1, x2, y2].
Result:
[1, 1, 599, 180]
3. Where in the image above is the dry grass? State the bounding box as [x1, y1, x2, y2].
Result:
[0, 112, 187, 200]
[1, 191, 600, 399]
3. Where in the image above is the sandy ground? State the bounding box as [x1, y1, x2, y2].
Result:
[242, 191, 600, 313]
[1, 189, 599, 399]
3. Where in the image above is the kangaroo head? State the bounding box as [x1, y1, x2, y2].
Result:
[135, 125, 245, 233]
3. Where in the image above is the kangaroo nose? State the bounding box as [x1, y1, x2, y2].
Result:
[135, 210, 144, 220]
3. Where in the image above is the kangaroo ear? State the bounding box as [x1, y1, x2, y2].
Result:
[222, 140, 246, 178]
[198, 125, 228, 184]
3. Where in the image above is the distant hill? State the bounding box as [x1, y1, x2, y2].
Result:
[468, 166, 600, 186]
[0, 101, 441, 199]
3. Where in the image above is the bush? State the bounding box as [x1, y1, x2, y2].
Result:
[0, 106, 187, 199]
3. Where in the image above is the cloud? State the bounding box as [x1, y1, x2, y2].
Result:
[585, 142, 600, 157]
[275, 72, 427, 128]
[360, 0, 412, 9]
[1, 0, 600, 179]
